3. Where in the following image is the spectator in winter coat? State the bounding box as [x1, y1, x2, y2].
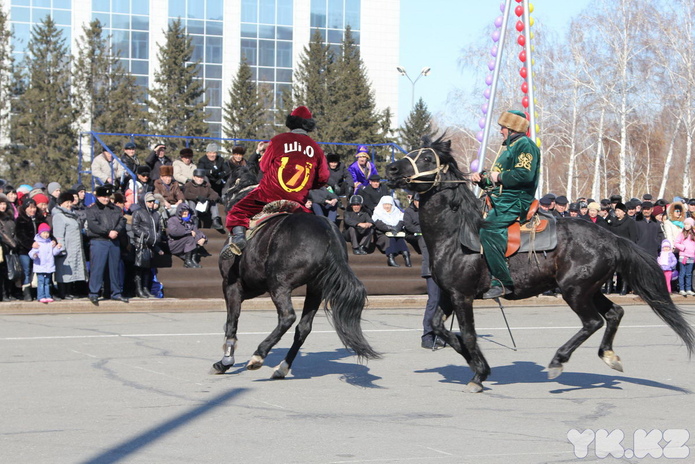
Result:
[372, 196, 411, 268]
[635, 201, 664, 257]
[145, 143, 173, 181]
[15, 199, 47, 301]
[663, 201, 685, 245]
[0, 194, 18, 300]
[131, 192, 165, 298]
[183, 169, 224, 231]
[674, 217, 695, 296]
[167, 203, 208, 268]
[173, 148, 197, 185]
[52, 192, 87, 300]
[342, 195, 374, 254]
[347, 145, 378, 194]
[197, 143, 230, 198]
[125, 166, 154, 212]
[326, 153, 352, 197]
[153, 165, 185, 215]
[28, 223, 63, 303]
[356, 174, 388, 216]
[308, 185, 339, 224]
[92, 146, 126, 187]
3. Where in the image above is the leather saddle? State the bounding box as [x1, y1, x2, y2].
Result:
[248, 200, 303, 237]
[460, 199, 558, 256]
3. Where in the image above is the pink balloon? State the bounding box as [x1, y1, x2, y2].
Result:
[491, 30, 500, 42]
[478, 118, 486, 129]
[494, 16, 503, 28]
[476, 131, 484, 142]
[500, 3, 505, 12]
[485, 74, 493, 86]
[470, 159, 480, 172]
[481, 103, 488, 114]
[490, 45, 498, 57]
[483, 88, 491, 99]
[487, 60, 496, 71]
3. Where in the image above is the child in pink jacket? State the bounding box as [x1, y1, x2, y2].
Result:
[674, 217, 695, 296]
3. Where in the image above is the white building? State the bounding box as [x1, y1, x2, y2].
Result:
[5, 0, 400, 139]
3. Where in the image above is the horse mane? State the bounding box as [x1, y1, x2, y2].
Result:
[421, 133, 483, 233]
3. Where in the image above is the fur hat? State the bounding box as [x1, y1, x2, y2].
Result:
[95, 185, 112, 197]
[326, 153, 340, 163]
[614, 202, 627, 213]
[291, 105, 312, 119]
[38, 223, 51, 233]
[609, 194, 622, 203]
[232, 145, 246, 155]
[286, 105, 316, 132]
[497, 110, 529, 133]
[587, 202, 600, 212]
[179, 147, 194, 158]
[159, 165, 174, 177]
[569, 202, 580, 212]
[136, 165, 151, 175]
[57, 191, 74, 205]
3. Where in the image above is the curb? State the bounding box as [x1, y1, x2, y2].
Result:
[0, 293, 668, 315]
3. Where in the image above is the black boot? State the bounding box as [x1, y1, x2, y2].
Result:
[212, 216, 225, 233]
[220, 226, 248, 258]
[402, 251, 412, 267]
[58, 282, 74, 300]
[182, 251, 201, 268]
[140, 270, 153, 298]
[134, 274, 149, 298]
[192, 250, 203, 268]
[22, 285, 32, 301]
[387, 254, 400, 267]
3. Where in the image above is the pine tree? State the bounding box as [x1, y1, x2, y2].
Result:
[222, 58, 269, 149]
[9, 16, 77, 185]
[148, 19, 208, 151]
[326, 26, 381, 146]
[292, 29, 336, 140]
[399, 98, 435, 151]
[73, 19, 146, 149]
[0, 3, 13, 145]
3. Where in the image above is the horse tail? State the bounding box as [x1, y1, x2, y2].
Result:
[317, 236, 381, 361]
[616, 238, 694, 356]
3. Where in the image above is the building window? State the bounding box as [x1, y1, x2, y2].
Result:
[310, 0, 360, 46]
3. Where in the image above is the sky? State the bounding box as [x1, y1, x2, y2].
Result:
[397, 0, 593, 125]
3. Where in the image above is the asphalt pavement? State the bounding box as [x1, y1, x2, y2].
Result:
[1, 303, 693, 464]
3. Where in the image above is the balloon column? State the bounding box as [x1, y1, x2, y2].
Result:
[473, 0, 540, 175]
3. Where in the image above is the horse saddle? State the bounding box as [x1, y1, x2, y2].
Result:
[247, 200, 303, 238]
[459, 200, 558, 257]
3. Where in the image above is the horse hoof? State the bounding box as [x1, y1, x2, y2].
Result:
[601, 350, 623, 372]
[547, 366, 563, 379]
[246, 355, 264, 370]
[210, 361, 231, 375]
[464, 381, 483, 393]
[271, 361, 290, 379]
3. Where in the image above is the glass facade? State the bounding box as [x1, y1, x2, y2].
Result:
[310, 0, 360, 55]
[240, 0, 293, 110]
[10, 0, 72, 62]
[169, 0, 224, 138]
[92, 0, 150, 89]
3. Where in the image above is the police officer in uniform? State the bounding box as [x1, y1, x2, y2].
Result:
[469, 110, 541, 299]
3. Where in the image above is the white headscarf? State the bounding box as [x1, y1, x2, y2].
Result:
[372, 196, 403, 226]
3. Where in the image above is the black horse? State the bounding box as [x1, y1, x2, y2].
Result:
[386, 136, 694, 392]
[211, 167, 380, 378]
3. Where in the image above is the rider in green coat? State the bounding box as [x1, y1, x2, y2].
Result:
[470, 110, 541, 299]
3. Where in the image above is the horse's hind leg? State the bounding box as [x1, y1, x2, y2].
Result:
[247, 287, 297, 370]
[211, 282, 243, 374]
[548, 289, 605, 379]
[593, 293, 625, 372]
[272, 288, 322, 379]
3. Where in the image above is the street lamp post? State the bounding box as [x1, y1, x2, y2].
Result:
[397, 66, 431, 109]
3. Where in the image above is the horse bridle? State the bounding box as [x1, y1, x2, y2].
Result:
[402, 147, 469, 192]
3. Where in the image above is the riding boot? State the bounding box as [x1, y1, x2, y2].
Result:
[134, 274, 149, 298]
[402, 251, 412, 267]
[22, 284, 32, 301]
[387, 253, 400, 267]
[221, 226, 248, 259]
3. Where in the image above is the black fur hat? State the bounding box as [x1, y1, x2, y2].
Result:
[286, 105, 316, 132]
[58, 191, 75, 205]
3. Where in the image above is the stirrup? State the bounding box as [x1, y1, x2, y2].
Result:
[482, 282, 512, 299]
[220, 243, 243, 259]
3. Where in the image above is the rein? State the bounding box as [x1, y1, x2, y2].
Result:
[403, 148, 469, 192]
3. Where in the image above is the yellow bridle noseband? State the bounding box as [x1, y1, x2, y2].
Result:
[403, 148, 450, 193]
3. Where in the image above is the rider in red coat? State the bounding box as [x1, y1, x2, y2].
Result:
[222, 105, 329, 256]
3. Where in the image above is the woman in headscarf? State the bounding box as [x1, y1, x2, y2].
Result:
[371, 195, 411, 267]
[167, 203, 207, 268]
[52, 191, 88, 300]
[15, 198, 47, 300]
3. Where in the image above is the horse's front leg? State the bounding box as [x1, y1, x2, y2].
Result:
[247, 287, 297, 370]
[451, 294, 491, 393]
[211, 281, 243, 374]
[272, 288, 322, 379]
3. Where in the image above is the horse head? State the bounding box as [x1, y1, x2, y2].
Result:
[386, 134, 460, 193]
[222, 165, 258, 210]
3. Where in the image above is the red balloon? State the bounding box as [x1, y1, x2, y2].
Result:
[521, 82, 528, 93]
[516, 20, 524, 32]
[515, 5, 523, 17]
[517, 35, 526, 46]
[519, 67, 527, 78]
[515, 0, 523, 2]
[522, 96, 529, 108]
[519, 50, 527, 62]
